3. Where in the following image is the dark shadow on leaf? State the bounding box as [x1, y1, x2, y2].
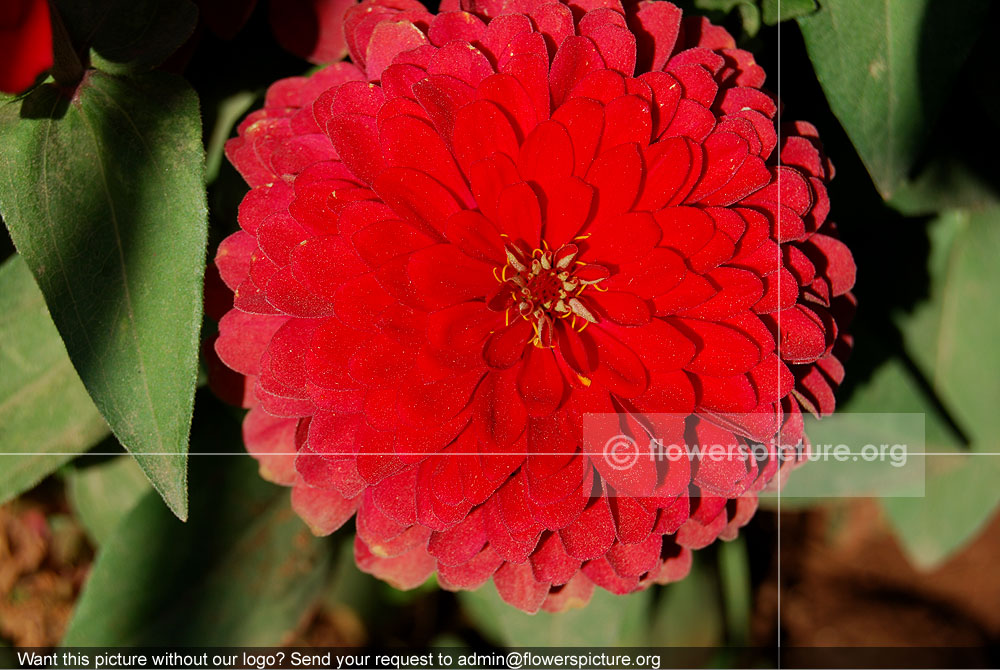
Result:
[18, 84, 70, 121]
[904, 1, 1000, 214]
[755, 21, 971, 445]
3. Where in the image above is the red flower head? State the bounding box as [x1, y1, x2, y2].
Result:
[215, 0, 856, 611]
[0, 0, 53, 94]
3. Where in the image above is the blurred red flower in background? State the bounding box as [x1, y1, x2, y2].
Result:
[211, 0, 856, 611]
[0, 0, 53, 94]
[198, 0, 358, 63]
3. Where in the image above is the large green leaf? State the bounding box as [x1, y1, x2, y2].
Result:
[0, 72, 209, 519]
[775, 209, 1000, 560]
[65, 455, 151, 546]
[0, 256, 109, 505]
[649, 554, 723, 647]
[878, 208, 1000, 566]
[62, 456, 331, 645]
[798, 0, 989, 197]
[895, 209, 1000, 452]
[764, 410, 926, 506]
[717, 538, 751, 645]
[460, 582, 652, 646]
[760, 0, 815, 24]
[882, 455, 1000, 570]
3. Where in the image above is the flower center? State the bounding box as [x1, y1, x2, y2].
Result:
[489, 241, 610, 347]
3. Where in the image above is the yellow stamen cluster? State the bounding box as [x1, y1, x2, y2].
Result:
[492, 240, 607, 348]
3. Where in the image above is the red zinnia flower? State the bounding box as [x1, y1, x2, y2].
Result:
[0, 0, 53, 94]
[214, 0, 856, 612]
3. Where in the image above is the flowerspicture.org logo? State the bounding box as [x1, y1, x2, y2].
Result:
[210, 0, 856, 611]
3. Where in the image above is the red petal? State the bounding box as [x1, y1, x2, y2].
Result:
[291, 235, 369, 303]
[380, 114, 473, 205]
[453, 100, 520, 174]
[373, 167, 460, 238]
[517, 346, 567, 415]
[531, 532, 582, 585]
[484, 319, 533, 369]
[355, 535, 436, 589]
[216, 311, 287, 376]
[585, 211, 661, 265]
[585, 143, 642, 225]
[215, 231, 257, 291]
[601, 94, 652, 153]
[291, 483, 360, 536]
[776, 305, 828, 363]
[407, 244, 497, 310]
[428, 506, 488, 566]
[496, 182, 543, 248]
[518, 120, 575, 184]
[552, 97, 604, 178]
[589, 326, 648, 398]
[438, 546, 504, 590]
[550, 36, 606, 108]
[631, 0, 682, 72]
[560, 495, 616, 560]
[592, 291, 651, 326]
[607, 534, 660, 577]
[365, 21, 429, 81]
[428, 301, 499, 369]
[672, 317, 761, 376]
[243, 408, 298, 485]
[493, 561, 550, 613]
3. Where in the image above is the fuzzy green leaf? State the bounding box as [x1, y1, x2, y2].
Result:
[66, 455, 151, 545]
[760, 0, 815, 24]
[0, 255, 109, 505]
[878, 208, 1000, 567]
[62, 455, 331, 645]
[798, 0, 989, 197]
[460, 583, 651, 646]
[0, 72, 208, 519]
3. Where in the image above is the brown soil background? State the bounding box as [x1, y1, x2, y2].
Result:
[3, 493, 999, 656]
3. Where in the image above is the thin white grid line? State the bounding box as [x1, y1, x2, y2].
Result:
[777, 0, 783, 662]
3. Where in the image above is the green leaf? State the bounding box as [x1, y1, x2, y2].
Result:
[459, 584, 652, 646]
[769, 210, 1000, 514]
[205, 90, 257, 184]
[693, 0, 746, 11]
[717, 538, 751, 645]
[797, 0, 989, 197]
[649, 554, 723, 646]
[761, 410, 927, 507]
[0, 255, 109, 505]
[760, 0, 815, 24]
[65, 455, 151, 545]
[52, 0, 198, 74]
[881, 455, 1000, 569]
[817, 328, 961, 453]
[737, 3, 762, 37]
[62, 456, 332, 645]
[894, 209, 1000, 452]
[0, 72, 209, 520]
[876, 208, 1000, 567]
[322, 537, 384, 623]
